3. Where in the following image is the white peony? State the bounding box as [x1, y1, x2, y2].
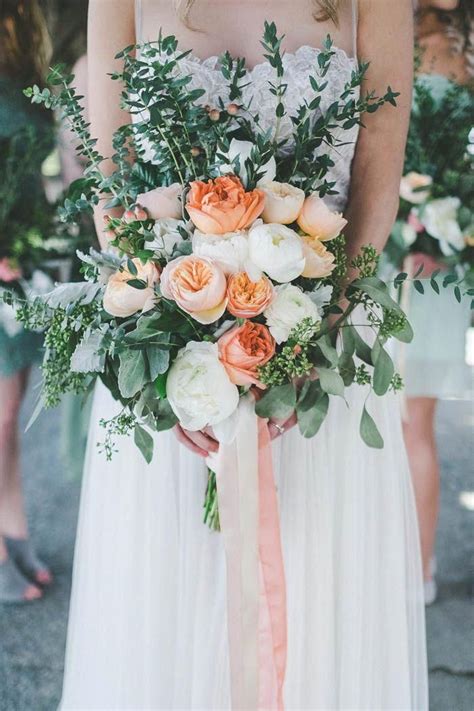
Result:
[420, 197, 464, 254]
[166, 341, 239, 431]
[247, 222, 305, 283]
[149, 218, 187, 258]
[192, 229, 249, 275]
[399, 172, 433, 204]
[264, 284, 321, 344]
[218, 139, 276, 187]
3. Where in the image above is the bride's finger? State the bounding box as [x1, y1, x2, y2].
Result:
[173, 425, 209, 457]
[187, 428, 219, 453]
[268, 412, 298, 440]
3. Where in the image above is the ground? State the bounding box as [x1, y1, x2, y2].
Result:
[0, 375, 473, 710]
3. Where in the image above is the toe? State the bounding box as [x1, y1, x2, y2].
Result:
[24, 584, 43, 601]
[36, 569, 53, 585]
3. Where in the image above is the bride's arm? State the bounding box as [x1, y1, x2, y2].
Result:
[88, 0, 135, 248]
[344, 0, 414, 262]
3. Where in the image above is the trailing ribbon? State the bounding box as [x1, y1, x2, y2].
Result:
[213, 395, 287, 710]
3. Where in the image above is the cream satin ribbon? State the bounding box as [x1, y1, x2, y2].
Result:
[212, 395, 287, 710]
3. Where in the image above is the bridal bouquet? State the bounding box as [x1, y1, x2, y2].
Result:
[9, 25, 430, 528]
[386, 73, 474, 295]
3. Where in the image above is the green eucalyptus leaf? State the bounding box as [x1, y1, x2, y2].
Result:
[296, 383, 329, 438]
[393, 318, 414, 344]
[371, 340, 394, 396]
[351, 276, 403, 314]
[255, 383, 296, 420]
[360, 405, 384, 449]
[118, 349, 146, 398]
[317, 367, 345, 397]
[338, 352, 356, 386]
[134, 424, 154, 464]
[146, 347, 169, 380]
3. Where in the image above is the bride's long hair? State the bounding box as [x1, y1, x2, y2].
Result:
[174, 1, 340, 25]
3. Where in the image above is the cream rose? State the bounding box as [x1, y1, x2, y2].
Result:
[264, 284, 321, 344]
[419, 197, 464, 254]
[167, 341, 239, 430]
[247, 222, 305, 283]
[259, 181, 305, 224]
[191, 229, 249, 275]
[103, 258, 159, 318]
[297, 194, 347, 241]
[399, 172, 432, 205]
[136, 183, 183, 220]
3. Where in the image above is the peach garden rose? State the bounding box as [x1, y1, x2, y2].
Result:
[186, 175, 265, 234]
[218, 321, 275, 388]
[300, 235, 336, 278]
[297, 194, 347, 241]
[160, 255, 227, 324]
[226, 272, 274, 318]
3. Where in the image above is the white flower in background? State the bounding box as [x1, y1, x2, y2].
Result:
[399, 172, 433, 204]
[149, 217, 186, 258]
[259, 181, 305, 224]
[166, 341, 239, 430]
[419, 197, 464, 254]
[247, 222, 305, 283]
[401, 222, 418, 247]
[218, 139, 276, 187]
[264, 284, 321, 344]
[192, 229, 249, 275]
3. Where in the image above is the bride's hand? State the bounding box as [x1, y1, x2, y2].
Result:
[268, 412, 298, 441]
[173, 424, 219, 457]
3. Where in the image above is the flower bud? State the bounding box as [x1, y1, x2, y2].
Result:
[134, 205, 148, 221]
[227, 103, 239, 115]
[209, 109, 221, 122]
[190, 146, 201, 157]
[123, 209, 136, 224]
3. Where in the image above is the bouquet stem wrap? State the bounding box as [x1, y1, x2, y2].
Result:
[213, 395, 287, 710]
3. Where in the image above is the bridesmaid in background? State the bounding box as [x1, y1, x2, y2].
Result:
[0, 0, 54, 603]
[403, 0, 473, 604]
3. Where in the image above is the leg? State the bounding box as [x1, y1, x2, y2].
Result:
[0, 369, 29, 550]
[402, 397, 439, 580]
[0, 368, 42, 601]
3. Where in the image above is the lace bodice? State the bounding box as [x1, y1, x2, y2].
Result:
[134, 21, 360, 212]
[177, 47, 359, 211]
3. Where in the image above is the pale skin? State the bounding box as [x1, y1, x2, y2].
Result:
[88, 0, 413, 456]
[404, 0, 469, 581]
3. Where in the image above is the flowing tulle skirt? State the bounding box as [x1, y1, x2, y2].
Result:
[61, 380, 428, 710]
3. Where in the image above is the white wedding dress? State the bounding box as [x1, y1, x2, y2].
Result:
[61, 2, 428, 709]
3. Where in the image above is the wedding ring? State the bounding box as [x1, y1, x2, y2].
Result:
[272, 422, 285, 435]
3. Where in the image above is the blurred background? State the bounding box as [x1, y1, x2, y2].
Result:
[0, 1, 473, 709]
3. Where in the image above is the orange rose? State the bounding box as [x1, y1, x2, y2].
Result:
[186, 175, 265, 234]
[227, 272, 274, 318]
[218, 321, 275, 388]
[160, 255, 227, 324]
[300, 235, 336, 278]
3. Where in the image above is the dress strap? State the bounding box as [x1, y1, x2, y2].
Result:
[135, 0, 142, 43]
[351, 0, 358, 60]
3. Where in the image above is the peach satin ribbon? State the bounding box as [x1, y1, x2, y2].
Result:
[214, 396, 287, 710]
